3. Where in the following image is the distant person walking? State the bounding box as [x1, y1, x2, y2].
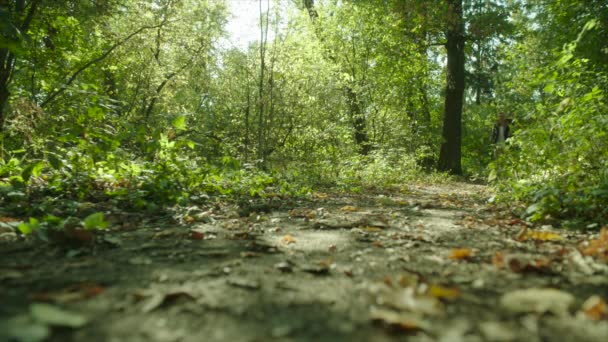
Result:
[491, 112, 511, 179]
[491, 112, 510, 146]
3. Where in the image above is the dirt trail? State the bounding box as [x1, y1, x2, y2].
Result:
[1, 182, 608, 341]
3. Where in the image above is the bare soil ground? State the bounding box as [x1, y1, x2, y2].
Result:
[1, 182, 608, 341]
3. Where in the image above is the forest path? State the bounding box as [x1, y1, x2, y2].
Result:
[1, 182, 608, 341]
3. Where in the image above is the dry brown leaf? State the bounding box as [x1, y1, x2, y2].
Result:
[0, 216, 20, 222]
[282, 234, 296, 244]
[31, 282, 105, 303]
[579, 227, 608, 260]
[506, 255, 554, 274]
[581, 295, 608, 321]
[312, 192, 329, 199]
[370, 307, 428, 332]
[516, 229, 564, 242]
[492, 251, 505, 268]
[449, 248, 473, 260]
[189, 229, 205, 240]
[288, 208, 317, 219]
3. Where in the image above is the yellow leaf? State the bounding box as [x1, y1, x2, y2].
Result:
[519, 230, 564, 242]
[428, 285, 460, 300]
[282, 234, 296, 244]
[581, 295, 607, 321]
[448, 248, 473, 260]
[339, 205, 360, 212]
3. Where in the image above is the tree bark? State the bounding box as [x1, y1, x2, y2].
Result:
[438, 0, 465, 175]
[0, 0, 40, 132]
[257, 0, 270, 164]
[346, 87, 370, 155]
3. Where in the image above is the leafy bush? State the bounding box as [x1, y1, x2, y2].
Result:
[493, 46, 608, 227]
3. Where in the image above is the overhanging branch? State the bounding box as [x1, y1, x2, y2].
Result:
[40, 21, 176, 108]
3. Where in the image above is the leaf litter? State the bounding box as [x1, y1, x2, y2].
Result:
[1, 182, 608, 341]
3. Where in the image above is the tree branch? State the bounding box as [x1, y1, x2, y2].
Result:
[40, 21, 175, 108]
[20, 0, 41, 32]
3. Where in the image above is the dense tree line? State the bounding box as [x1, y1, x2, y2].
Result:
[0, 0, 606, 226]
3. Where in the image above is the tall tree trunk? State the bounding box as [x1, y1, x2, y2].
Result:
[346, 86, 370, 155]
[257, 0, 269, 164]
[0, 84, 10, 132]
[0, 0, 40, 132]
[438, 0, 465, 175]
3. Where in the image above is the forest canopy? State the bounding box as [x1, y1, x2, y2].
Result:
[0, 0, 606, 228]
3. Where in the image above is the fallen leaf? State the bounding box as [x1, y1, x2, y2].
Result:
[274, 261, 294, 273]
[227, 277, 261, 290]
[138, 290, 196, 313]
[30, 283, 105, 303]
[288, 208, 317, 219]
[301, 263, 330, 275]
[427, 285, 460, 300]
[0, 216, 21, 222]
[282, 234, 296, 244]
[500, 288, 575, 316]
[370, 306, 429, 332]
[516, 229, 564, 242]
[381, 287, 444, 316]
[581, 295, 607, 321]
[492, 251, 505, 268]
[449, 248, 473, 260]
[189, 229, 205, 240]
[339, 205, 359, 212]
[579, 227, 608, 260]
[501, 254, 556, 274]
[129, 256, 152, 265]
[312, 192, 329, 199]
[479, 321, 517, 342]
[30, 303, 88, 328]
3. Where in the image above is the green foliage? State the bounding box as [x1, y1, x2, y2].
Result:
[492, 22, 608, 226]
[1, 0, 606, 235]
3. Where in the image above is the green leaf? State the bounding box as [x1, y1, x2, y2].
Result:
[18, 218, 40, 234]
[47, 154, 63, 170]
[21, 161, 44, 182]
[87, 106, 104, 120]
[172, 116, 187, 131]
[83, 212, 108, 230]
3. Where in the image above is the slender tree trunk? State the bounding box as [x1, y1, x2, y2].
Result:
[244, 81, 251, 162]
[0, 84, 10, 132]
[346, 86, 370, 155]
[438, 0, 465, 175]
[0, 0, 40, 132]
[257, 0, 269, 164]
